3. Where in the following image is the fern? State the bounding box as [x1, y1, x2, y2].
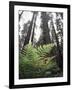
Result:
[19, 43, 62, 79]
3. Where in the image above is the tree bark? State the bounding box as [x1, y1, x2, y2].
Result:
[29, 12, 38, 44]
[31, 12, 38, 45]
[51, 19, 63, 71]
[41, 12, 51, 44]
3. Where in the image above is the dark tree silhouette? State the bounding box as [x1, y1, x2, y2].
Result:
[29, 12, 38, 45]
[41, 12, 51, 44]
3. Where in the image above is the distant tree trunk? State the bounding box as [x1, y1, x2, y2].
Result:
[22, 12, 35, 50]
[29, 12, 38, 45]
[31, 12, 38, 45]
[41, 12, 51, 44]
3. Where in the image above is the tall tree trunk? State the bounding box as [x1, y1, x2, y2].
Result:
[31, 12, 38, 45]
[22, 12, 35, 50]
[41, 12, 51, 44]
[51, 19, 63, 71]
[29, 12, 38, 44]
[56, 13, 63, 48]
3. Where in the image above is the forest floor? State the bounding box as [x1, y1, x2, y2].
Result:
[19, 44, 63, 79]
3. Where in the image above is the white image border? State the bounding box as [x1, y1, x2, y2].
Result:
[14, 5, 67, 85]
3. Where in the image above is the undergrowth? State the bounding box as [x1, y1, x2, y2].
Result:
[19, 44, 62, 79]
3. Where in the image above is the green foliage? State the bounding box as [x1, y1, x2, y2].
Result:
[19, 44, 62, 79]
